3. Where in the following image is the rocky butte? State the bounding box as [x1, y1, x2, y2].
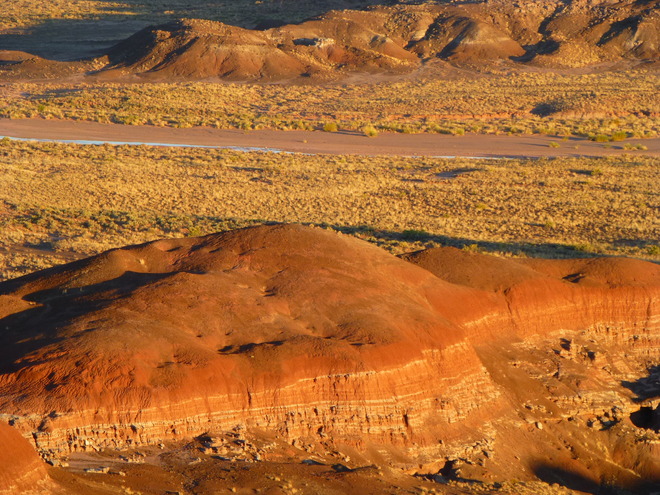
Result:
[0, 224, 658, 492]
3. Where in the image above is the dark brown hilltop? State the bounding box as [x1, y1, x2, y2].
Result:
[0, 224, 658, 493]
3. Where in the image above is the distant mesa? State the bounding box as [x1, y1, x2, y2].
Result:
[2, 0, 658, 81]
[0, 224, 658, 487]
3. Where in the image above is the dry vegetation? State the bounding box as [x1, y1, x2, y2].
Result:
[1, 139, 657, 281]
[2, 71, 658, 139]
[0, 0, 381, 31]
[0, 0, 130, 30]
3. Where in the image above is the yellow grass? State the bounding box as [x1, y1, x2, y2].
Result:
[1, 140, 657, 281]
[2, 71, 657, 138]
[0, 1, 130, 29]
[0, 0, 377, 30]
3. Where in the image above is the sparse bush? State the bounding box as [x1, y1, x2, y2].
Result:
[187, 226, 205, 237]
[323, 122, 338, 132]
[549, 141, 560, 148]
[572, 242, 602, 253]
[610, 131, 627, 142]
[362, 125, 378, 138]
[462, 243, 482, 253]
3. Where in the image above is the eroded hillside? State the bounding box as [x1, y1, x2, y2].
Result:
[0, 225, 658, 493]
[2, 0, 658, 81]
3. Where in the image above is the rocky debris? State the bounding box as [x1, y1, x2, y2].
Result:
[119, 453, 146, 463]
[196, 428, 267, 462]
[84, 466, 110, 474]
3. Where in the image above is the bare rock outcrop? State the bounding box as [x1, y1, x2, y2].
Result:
[92, 0, 659, 80]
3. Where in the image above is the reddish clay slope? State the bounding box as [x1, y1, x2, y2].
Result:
[0, 422, 50, 495]
[0, 225, 657, 486]
[0, 225, 497, 451]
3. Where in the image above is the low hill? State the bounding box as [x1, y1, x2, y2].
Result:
[1, 224, 658, 490]
[93, 0, 659, 80]
[2, 1, 657, 81]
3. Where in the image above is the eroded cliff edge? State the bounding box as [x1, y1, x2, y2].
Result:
[0, 224, 658, 489]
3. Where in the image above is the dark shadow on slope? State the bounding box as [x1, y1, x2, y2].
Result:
[622, 365, 660, 402]
[322, 223, 635, 260]
[532, 464, 658, 494]
[0, 17, 150, 61]
[0, 0, 395, 61]
[598, 16, 641, 47]
[629, 405, 660, 432]
[0, 271, 174, 374]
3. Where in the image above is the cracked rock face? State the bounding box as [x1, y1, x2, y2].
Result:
[0, 223, 658, 490]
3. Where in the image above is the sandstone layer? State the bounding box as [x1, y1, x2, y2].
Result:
[0, 224, 658, 491]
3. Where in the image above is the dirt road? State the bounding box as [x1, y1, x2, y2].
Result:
[1, 118, 658, 158]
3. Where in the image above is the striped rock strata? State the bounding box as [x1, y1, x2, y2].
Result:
[0, 224, 657, 486]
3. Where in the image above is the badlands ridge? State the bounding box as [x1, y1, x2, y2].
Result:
[2, 0, 659, 80]
[0, 224, 658, 492]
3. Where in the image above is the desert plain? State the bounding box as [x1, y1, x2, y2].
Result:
[0, 0, 659, 494]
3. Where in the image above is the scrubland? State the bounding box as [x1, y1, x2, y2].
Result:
[0, 139, 657, 281]
[2, 71, 657, 139]
[0, 0, 377, 30]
